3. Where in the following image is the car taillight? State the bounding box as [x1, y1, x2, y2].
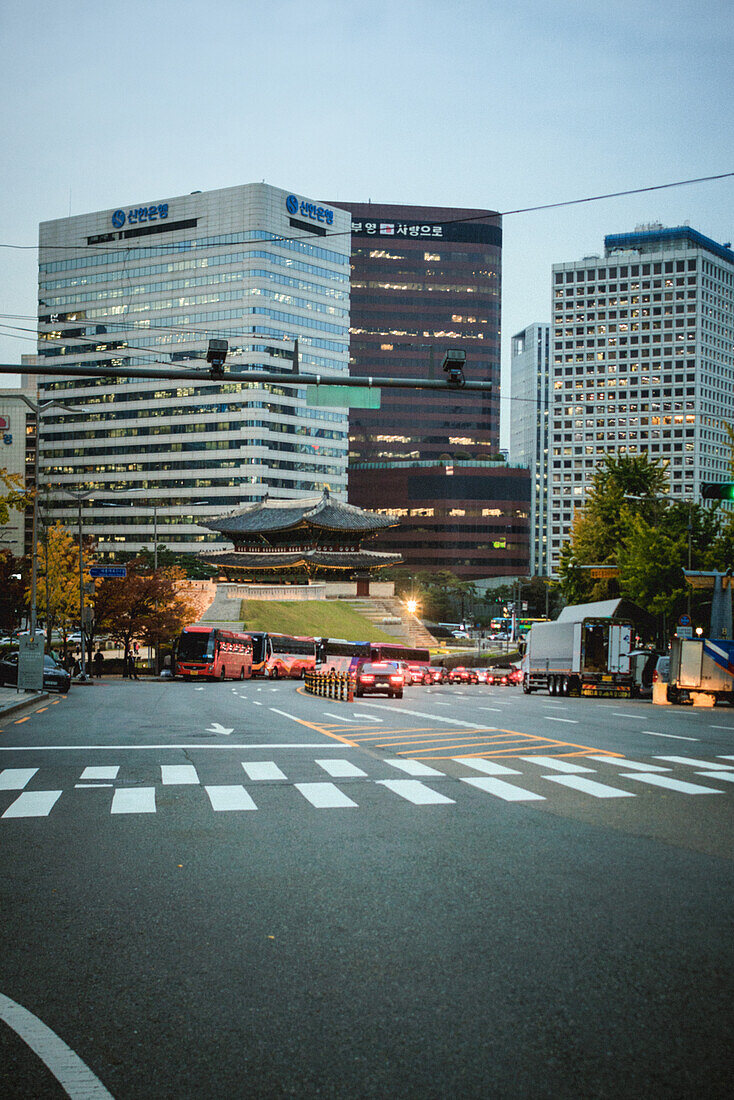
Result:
[652, 670, 658, 682]
[389, 675, 402, 683]
[360, 675, 375, 683]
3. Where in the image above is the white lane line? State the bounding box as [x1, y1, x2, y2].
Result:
[385, 758, 444, 777]
[2, 790, 62, 818]
[80, 766, 119, 780]
[351, 713, 382, 721]
[315, 759, 367, 778]
[351, 701, 496, 730]
[194, 687, 204, 691]
[111, 787, 156, 814]
[478, 707, 503, 713]
[432, 702, 452, 707]
[653, 756, 734, 770]
[520, 756, 593, 773]
[611, 713, 641, 719]
[697, 770, 734, 782]
[75, 783, 114, 788]
[543, 775, 634, 799]
[718, 755, 734, 760]
[711, 726, 734, 731]
[161, 765, 199, 785]
[0, 767, 38, 790]
[241, 761, 286, 781]
[640, 730, 699, 742]
[295, 782, 358, 808]
[543, 717, 579, 725]
[623, 773, 724, 795]
[323, 712, 358, 723]
[460, 776, 545, 802]
[376, 779, 455, 805]
[0, 991, 114, 1099]
[253, 701, 263, 706]
[587, 755, 670, 772]
[453, 758, 520, 776]
[205, 785, 257, 811]
[0, 744, 347, 751]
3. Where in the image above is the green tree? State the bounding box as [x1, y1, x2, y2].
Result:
[0, 468, 30, 526]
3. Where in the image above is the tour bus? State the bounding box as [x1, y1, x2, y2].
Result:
[315, 638, 371, 674]
[263, 633, 316, 679]
[175, 626, 253, 681]
[370, 643, 430, 667]
[247, 632, 269, 677]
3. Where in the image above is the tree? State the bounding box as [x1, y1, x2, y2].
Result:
[94, 559, 198, 673]
[0, 468, 31, 526]
[28, 522, 91, 652]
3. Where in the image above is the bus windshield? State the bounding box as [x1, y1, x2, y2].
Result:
[177, 630, 215, 661]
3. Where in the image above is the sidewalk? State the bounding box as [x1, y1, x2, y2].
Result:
[0, 685, 51, 719]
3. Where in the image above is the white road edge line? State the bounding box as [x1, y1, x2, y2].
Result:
[640, 730, 699, 742]
[0, 991, 114, 1099]
[0, 744, 347, 751]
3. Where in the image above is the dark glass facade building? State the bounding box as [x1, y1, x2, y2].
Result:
[349, 461, 530, 580]
[331, 202, 502, 464]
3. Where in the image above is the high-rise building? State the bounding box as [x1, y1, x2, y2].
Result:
[332, 201, 502, 464]
[35, 183, 351, 554]
[548, 225, 734, 573]
[510, 323, 551, 575]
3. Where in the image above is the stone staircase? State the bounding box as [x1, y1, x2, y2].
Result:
[198, 584, 245, 629]
[342, 597, 438, 649]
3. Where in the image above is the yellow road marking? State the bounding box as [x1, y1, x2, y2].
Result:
[14, 716, 31, 724]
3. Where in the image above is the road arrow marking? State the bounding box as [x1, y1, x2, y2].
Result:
[206, 722, 234, 736]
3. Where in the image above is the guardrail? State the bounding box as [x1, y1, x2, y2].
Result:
[305, 670, 354, 701]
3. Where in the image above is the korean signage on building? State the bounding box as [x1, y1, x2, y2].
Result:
[111, 204, 169, 228]
[286, 195, 334, 226]
[350, 220, 501, 245]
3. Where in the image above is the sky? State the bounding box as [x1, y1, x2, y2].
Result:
[1, 0, 733, 446]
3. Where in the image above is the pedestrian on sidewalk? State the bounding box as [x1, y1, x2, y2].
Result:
[94, 649, 105, 678]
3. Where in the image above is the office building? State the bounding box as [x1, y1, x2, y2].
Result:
[510, 323, 551, 575]
[332, 201, 502, 464]
[549, 225, 734, 573]
[35, 183, 351, 554]
[349, 459, 530, 579]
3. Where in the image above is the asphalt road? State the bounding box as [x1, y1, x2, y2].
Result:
[1, 679, 732, 1099]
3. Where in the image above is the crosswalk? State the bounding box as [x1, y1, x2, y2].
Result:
[1, 753, 733, 820]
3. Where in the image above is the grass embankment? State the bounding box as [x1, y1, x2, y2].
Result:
[238, 600, 402, 643]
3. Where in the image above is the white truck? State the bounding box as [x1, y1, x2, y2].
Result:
[667, 636, 734, 705]
[521, 615, 634, 697]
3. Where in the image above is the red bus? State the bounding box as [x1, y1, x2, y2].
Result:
[315, 638, 371, 674]
[176, 626, 253, 681]
[370, 643, 430, 666]
[264, 633, 316, 679]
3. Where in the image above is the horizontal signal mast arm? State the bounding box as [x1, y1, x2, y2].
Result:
[0, 362, 492, 391]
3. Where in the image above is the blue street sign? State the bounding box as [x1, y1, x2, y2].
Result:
[89, 566, 127, 578]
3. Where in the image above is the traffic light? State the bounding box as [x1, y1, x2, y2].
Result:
[701, 482, 734, 501]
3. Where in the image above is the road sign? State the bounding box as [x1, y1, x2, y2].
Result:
[677, 626, 693, 639]
[589, 567, 620, 579]
[89, 565, 127, 578]
[18, 634, 44, 691]
[306, 385, 381, 409]
[678, 614, 691, 626]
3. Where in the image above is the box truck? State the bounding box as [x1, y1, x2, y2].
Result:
[521, 616, 634, 697]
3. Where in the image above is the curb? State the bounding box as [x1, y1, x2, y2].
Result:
[0, 692, 52, 721]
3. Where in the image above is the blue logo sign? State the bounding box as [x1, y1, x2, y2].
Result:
[111, 204, 168, 229]
[111, 209, 126, 228]
[285, 194, 333, 226]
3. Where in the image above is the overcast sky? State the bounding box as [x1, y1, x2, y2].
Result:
[1, 0, 732, 445]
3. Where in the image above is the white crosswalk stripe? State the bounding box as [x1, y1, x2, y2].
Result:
[111, 788, 156, 814]
[654, 756, 734, 770]
[2, 790, 62, 818]
[622, 774, 725, 795]
[519, 756, 594, 774]
[0, 768, 38, 790]
[586, 755, 670, 772]
[376, 780, 454, 805]
[459, 776, 545, 802]
[452, 758, 520, 776]
[543, 775, 634, 799]
[205, 785, 257, 811]
[241, 761, 286, 781]
[80, 766, 119, 781]
[294, 783, 358, 808]
[385, 758, 444, 777]
[315, 759, 367, 778]
[161, 765, 199, 785]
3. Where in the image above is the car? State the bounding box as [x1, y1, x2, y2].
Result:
[407, 662, 431, 685]
[508, 667, 523, 685]
[486, 667, 510, 686]
[355, 662, 404, 698]
[392, 660, 415, 686]
[0, 649, 71, 693]
[474, 669, 490, 684]
[449, 666, 478, 685]
[653, 655, 670, 684]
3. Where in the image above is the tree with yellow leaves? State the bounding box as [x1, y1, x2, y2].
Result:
[28, 522, 92, 651]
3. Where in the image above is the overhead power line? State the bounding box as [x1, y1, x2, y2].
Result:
[0, 171, 731, 253]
